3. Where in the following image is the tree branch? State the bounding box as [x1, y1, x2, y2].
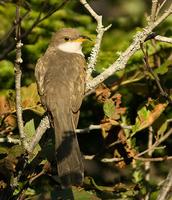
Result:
[80, 0, 111, 81]
[27, 116, 50, 153]
[0, 0, 69, 61]
[155, 35, 172, 44]
[85, 2, 172, 92]
[15, 1, 28, 149]
[136, 127, 172, 158]
[157, 169, 172, 200]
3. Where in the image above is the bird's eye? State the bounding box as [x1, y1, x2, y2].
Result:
[64, 37, 70, 41]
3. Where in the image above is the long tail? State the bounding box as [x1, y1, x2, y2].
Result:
[52, 108, 84, 188]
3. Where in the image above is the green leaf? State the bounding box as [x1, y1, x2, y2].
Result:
[132, 102, 167, 136]
[73, 186, 100, 200]
[103, 99, 115, 118]
[21, 83, 45, 115]
[155, 60, 171, 75]
[24, 119, 41, 159]
[24, 119, 36, 140]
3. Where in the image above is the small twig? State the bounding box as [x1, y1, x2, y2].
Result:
[136, 127, 172, 157]
[101, 157, 124, 163]
[85, 2, 172, 92]
[135, 156, 172, 162]
[0, 0, 69, 61]
[155, 35, 172, 44]
[157, 169, 172, 200]
[145, 126, 153, 179]
[84, 155, 124, 162]
[0, 9, 30, 46]
[80, 0, 111, 81]
[15, 1, 27, 149]
[156, 0, 167, 19]
[27, 116, 50, 153]
[0, 136, 20, 144]
[76, 124, 101, 134]
[141, 43, 170, 100]
[150, 0, 159, 23]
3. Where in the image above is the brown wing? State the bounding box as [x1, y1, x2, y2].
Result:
[70, 56, 86, 128]
[35, 56, 47, 97]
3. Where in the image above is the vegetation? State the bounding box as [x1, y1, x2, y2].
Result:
[0, 0, 172, 199]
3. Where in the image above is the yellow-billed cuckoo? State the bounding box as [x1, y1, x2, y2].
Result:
[35, 28, 87, 187]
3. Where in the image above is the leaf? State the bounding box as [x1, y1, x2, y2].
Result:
[103, 99, 115, 118]
[21, 83, 45, 115]
[132, 102, 167, 136]
[73, 186, 100, 200]
[24, 119, 41, 157]
[155, 60, 171, 75]
[24, 119, 36, 140]
[157, 120, 168, 138]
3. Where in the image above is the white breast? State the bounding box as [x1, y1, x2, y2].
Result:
[58, 42, 84, 56]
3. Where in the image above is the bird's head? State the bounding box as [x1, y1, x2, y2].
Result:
[50, 28, 90, 56]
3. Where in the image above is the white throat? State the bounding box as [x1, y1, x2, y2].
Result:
[58, 42, 84, 56]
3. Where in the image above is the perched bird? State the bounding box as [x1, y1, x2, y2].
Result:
[35, 28, 87, 187]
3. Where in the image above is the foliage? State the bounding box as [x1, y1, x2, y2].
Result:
[0, 0, 172, 199]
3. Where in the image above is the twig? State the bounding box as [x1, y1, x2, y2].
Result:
[80, 0, 111, 81]
[0, 0, 69, 61]
[156, 0, 167, 19]
[0, 136, 20, 144]
[145, 126, 153, 179]
[136, 127, 172, 157]
[76, 124, 101, 133]
[84, 155, 124, 162]
[150, 0, 159, 23]
[140, 43, 170, 100]
[27, 116, 50, 153]
[155, 35, 172, 44]
[157, 169, 172, 200]
[101, 157, 124, 163]
[15, 1, 27, 149]
[135, 156, 172, 162]
[85, 2, 172, 92]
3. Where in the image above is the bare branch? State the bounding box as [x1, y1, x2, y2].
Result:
[150, 0, 159, 23]
[76, 124, 101, 134]
[157, 169, 172, 200]
[140, 43, 170, 100]
[15, 2, 27, 149]
[27, 116, 50, 153]
[80, 0, 111, 81]
[156, 0, 168, 19]
[136, 127, 172, 158]
[135, 156, 172, 162]
[0, 136, 20, 144]
[155, 35, 172, 44]
[86, 3, 172, 92]
[0, 0, 69, 61]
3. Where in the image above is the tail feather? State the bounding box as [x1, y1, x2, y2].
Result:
[52, 109, 84, 187]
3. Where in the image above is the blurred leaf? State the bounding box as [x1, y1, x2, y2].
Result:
[24, 119, 35, 140]
[0, 60, 14, 89]
[73, 186, 100, 200]
[132, 102, 167, 136]
[24, 119, 41, 158]
[157, 120, 168, 138]
[103, 99, 115, 118]
[8, 145, 24, 158]
[155, 60, 171, 75]
[21, 83, 45, 115]
[0, 146, 9, 154]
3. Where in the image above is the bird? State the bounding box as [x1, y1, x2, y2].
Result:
[35, 28, 87, 187]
